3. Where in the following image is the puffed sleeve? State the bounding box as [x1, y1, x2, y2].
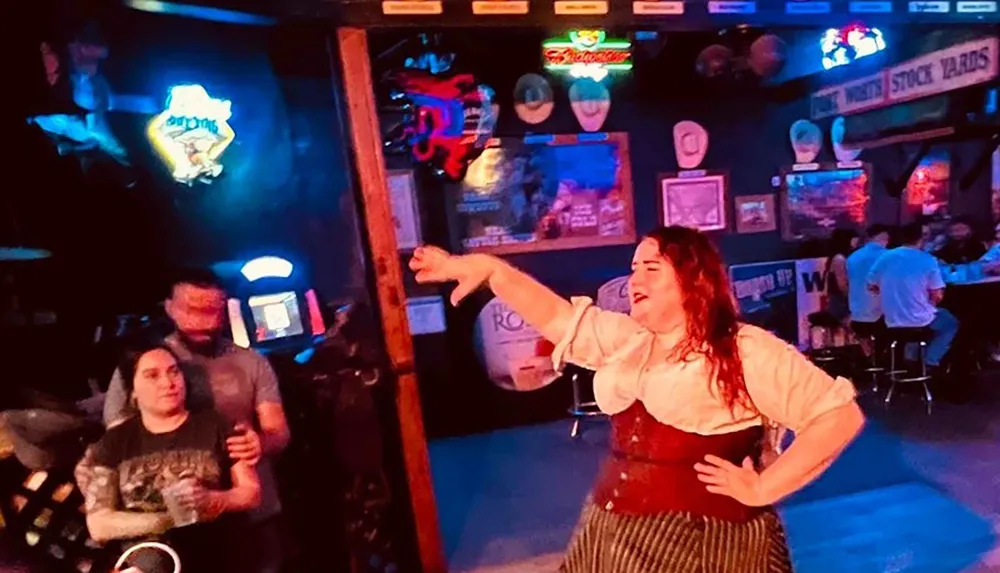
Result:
[738, 325, 857, 434]
[551, 297, 644, 371]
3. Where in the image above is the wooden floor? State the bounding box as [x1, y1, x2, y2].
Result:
[429, 369, 1000, 573]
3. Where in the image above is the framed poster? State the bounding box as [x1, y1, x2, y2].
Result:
[734, 194, 778, 234]
[450, 132, 636, 255]
[387, 169, 422, 252]
[657, 171, 728, 232]
[902, 148, 950, 222]
[780, 162, 870, 241]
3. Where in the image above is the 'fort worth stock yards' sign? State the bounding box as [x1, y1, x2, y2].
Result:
[811, 36, 999, 120]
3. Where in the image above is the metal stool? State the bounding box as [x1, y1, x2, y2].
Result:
[850, 321, 885, 394]
[884, 326, 935, 415]
[807, 311, 846, 372]
[565, 366, 603, 438]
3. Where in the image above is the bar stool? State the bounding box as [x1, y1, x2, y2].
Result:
[850, 320, 885, 394]
[565, 366, 604, 438]
[884, 326, 935, 415]
[807, 311, 846, 373]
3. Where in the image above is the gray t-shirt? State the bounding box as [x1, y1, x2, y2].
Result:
[103, 335, 283, 521]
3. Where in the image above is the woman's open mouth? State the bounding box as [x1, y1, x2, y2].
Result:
[632, 293, 648, 305]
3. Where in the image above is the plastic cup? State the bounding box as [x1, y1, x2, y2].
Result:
[161, 480, 198, 527]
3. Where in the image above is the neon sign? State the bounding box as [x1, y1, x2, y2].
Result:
[542, 30, 632, 82]
[147, 84, 235, 185]
[821, 25, 886, 71]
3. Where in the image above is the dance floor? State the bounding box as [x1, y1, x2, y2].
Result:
[429, 370, 1000, 573]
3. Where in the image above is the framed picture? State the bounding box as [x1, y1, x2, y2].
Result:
[387, 169, 422, 252]
[657, 171, 728, 232]
[734, 194, 778, 234]
[449, 132, 636, 255]
[780, 162, 870, 241]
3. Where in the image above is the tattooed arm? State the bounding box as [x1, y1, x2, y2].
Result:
[75, 450, 172, 543]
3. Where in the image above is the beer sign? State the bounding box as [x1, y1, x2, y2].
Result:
[542, 30, 633, 82]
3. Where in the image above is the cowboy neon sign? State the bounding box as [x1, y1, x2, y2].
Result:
[542, 30, 633, 82]
[147, 84, 235, 185]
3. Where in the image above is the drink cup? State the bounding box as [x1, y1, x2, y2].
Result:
[161, 479, 198, 527]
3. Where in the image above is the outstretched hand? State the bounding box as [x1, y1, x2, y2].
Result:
[409, 246, 493, 306]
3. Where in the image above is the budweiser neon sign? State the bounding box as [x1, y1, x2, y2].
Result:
[542, 30, 633, 82]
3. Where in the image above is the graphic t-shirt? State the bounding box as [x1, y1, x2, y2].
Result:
[79, 410, 248, 573]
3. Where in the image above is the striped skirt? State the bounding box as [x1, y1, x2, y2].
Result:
[560, 502, 793, 573]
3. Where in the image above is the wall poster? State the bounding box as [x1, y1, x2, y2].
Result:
[902, 148, 950, 221]
[450, 132, 636, 255]
[780, 162, 870, 241]
[474, 297, 559, 391]
[657, 170, 728, 232]
[729, 257, 830, 350]
[734, 194, 778, 234]
[730, 259, 799, 347]
[387, 169, 422, 252]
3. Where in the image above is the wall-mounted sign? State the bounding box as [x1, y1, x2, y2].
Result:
[472, 0, 529, 14]
[957, 0, 997, 10]
[147, 84, 234, 186]
[908, 0, 950, 10]
[381, 0, 443, 14]
[553, 0, 609, 13]
[821, 25, 886, 70]
[542, 30, 632, 82]
[475, 297, 559, 391]
[734, 194, 778, 234]
[811, 36, 999, 120]
[633, 0, 684, 14]
[848, 1, 893, 11]
[707, 1, 757, 13]
[786, 1, 831, 13]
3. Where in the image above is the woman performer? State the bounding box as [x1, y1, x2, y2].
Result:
[410, 226, 864, 572]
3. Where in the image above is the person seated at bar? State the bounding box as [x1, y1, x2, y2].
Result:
[823, 228, 858, 327]
[75, 339, 260, 573]
[847, 224, 892, 356]
[867, 222, 957, 371]
[934, 217, 987, 264]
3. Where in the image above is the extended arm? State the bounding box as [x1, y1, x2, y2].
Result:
[478, 254, 577, 343]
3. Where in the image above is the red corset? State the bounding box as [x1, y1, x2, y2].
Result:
[592, 401, 765, 522]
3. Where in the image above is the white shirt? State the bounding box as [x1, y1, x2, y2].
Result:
[550, 298, 856, 435]
[846, 242, 886, 322]
[867, 246, 945, 328]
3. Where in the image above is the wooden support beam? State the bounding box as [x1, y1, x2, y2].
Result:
[335, 27, 447, 573]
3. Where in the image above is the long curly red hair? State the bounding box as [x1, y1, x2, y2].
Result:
[645, 226, 751, 413]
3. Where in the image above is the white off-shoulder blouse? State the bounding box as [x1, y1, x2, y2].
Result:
[551, 297, 857, 435]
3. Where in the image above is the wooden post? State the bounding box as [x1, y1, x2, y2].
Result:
[335, 27, 447, 573]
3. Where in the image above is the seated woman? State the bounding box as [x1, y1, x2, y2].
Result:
[74, 339, 260, 573]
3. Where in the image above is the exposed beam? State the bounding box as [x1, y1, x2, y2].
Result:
[335, 26, 447, 573]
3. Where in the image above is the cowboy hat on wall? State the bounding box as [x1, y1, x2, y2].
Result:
[513, 73, 554, 125]
[568, 78, 611, 133]
[789, 119, 822, 164]
[673, 120, 709, 170]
